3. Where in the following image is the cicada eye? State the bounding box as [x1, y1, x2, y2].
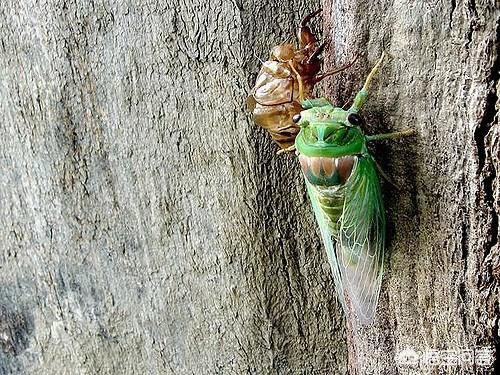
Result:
[347, 113, 363, 126]
[292, 113, 301, 123]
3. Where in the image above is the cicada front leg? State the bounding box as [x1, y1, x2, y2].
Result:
[298, 9, 321, 48]
[287, 61, 305, 103]
[276, 144, 296, 155]
[312, 53, 358, 84]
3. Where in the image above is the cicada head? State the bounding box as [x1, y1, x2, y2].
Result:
[294, 100, 366, 186]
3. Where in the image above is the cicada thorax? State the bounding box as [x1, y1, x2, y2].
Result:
[300, 151, 355, 233]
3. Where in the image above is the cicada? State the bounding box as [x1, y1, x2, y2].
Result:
[247, 9, 355, 151]
[294, 53, 414, 324]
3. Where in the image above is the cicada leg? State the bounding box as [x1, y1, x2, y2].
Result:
[307, 41, 326, 63]
[276, 144, 296, 155]
[300, 9, 322, 27]
[298, 9, 321, 48]
[294, 39, 324, 61]
[288, 61, 305, 103]
[312, 53, 358, 84]
[371, 157, 402, 190]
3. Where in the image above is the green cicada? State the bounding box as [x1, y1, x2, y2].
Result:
[293, 53, 414, 324]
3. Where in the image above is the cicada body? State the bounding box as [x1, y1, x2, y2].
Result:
[247, 10, 354, 150]
[294, 54, 414, 324]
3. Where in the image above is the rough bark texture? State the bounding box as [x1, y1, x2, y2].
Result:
[0, 1, 498, 375]
[323, 0, 499, 374]
[0, 0, 352, 374]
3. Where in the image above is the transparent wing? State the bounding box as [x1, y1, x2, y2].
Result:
[306, 156, 385, 324]
[338, 156, 385, 324]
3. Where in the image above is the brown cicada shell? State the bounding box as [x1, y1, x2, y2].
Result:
[247, 10, 355, 151]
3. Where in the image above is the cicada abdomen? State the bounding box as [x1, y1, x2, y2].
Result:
[294, 53, 414, 324]
[247, 10, 355, 151]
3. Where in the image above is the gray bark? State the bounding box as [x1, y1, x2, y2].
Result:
[0, 1, 498, 375]
[0, 0, 348, 374]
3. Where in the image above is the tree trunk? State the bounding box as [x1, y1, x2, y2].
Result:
[322, 0, 499, 373]
[0, 1, 498, 375]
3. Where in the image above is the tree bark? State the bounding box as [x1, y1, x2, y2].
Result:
[0, 0, 498, 375]
[0, 0, 350, 374]
[323, 0, 499, 374]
